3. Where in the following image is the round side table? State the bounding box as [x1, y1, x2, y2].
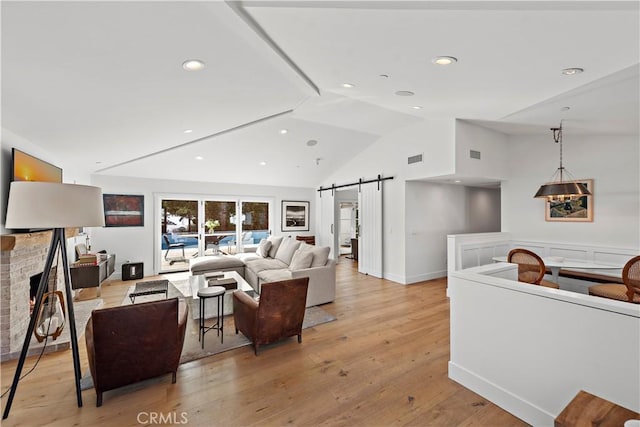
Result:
[197, 286, 225, 348]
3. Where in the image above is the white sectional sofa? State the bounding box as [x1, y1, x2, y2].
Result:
[190, 236, 336, 307]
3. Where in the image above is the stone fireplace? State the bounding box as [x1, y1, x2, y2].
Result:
[0, 230, 75, 361]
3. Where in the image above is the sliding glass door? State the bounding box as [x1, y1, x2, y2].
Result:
[203, 200, 236, 255]
[158, 196, 272, 273]
[237, 201, 270, 253]
[160, 199, 199, 272]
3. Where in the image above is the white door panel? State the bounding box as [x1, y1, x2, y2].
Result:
[318, 190, 336, 259]
[358, 184, 383, 277]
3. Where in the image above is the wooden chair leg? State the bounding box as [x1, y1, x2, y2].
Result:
[96, 392, 103, 407]
[172, 371, 177, 384]
[298, 334, 302, 343]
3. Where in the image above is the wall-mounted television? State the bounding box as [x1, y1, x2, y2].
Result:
[11, 148, 63, 183]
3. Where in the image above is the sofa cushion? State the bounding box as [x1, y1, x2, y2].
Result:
[274, 237, 301, 265]
[267, 236, 283, 258]
[289, 249, 313, 270]
[256, 239, 272, 258]
[245, 258, 288, 273]
[190, 255, 244, 274]
[299, 242, 331, 267]
[258, 269, 292, 284]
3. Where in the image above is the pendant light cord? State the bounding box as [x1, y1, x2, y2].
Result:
[552, 121, 564, 183]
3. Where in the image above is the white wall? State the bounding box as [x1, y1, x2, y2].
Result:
[466, 186, 501, 232]
[454, 120, 509, 180]
[449, 264, 640, 426]
[319, 118, 456, 284]
[90, 174, 315, 277]
[405, 182, 501, 283]
[502, 134, 640, 248]
[405, 181, 466, 283]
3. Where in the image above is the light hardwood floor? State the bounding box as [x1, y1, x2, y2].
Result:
[1, 257, 528, 427]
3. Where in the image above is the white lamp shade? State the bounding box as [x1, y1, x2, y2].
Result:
[5, 182, 105, 228]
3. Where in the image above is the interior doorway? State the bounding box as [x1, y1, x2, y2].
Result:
[336, 189, 358, 259]
[338, 202, 357, 256]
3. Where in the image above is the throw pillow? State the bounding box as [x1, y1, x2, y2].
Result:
[274, 237, 301, 264]
[288, 248, 313, 271]
[310, 246, 330, 267]
[267, 236, 283, 258]
[256, 239, 272, 258]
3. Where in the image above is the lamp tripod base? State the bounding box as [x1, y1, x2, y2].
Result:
[2, 228, 83, 419]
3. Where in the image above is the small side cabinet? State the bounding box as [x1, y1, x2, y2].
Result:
[70, 254, 116, 297]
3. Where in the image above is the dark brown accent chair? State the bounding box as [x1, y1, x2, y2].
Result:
[295, 235, 316, 245]
[85, 298, 188, 406]
[507, 248, 559, 289]
[233, 277, 309, 355]
[589, 255, 640, 303]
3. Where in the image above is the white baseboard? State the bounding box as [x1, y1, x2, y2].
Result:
[384, 270, 447, 285]
[448, 361, 555, 427]
[405, 270, 447, 284]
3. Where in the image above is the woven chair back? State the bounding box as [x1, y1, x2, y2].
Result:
[508, 248, 545, 285]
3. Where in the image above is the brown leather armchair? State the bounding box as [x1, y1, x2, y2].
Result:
[85, 298, 188, 406]
[233, 277, 309, 355]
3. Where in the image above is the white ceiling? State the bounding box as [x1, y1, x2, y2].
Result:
[2, 1, 638, 188]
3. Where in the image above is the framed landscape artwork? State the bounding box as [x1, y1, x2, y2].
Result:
[282, 200, 310, 231]
[545, 179, 593, 222]
[103, 194, 145, 227]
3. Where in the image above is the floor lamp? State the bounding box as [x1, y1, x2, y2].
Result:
[2, 182, 104, 419]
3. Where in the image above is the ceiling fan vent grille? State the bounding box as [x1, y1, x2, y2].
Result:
[470, 150, 481, 160]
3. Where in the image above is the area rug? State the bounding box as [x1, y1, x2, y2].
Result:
[80, 277, 336, 390]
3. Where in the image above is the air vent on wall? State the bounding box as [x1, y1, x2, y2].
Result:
[408, 154, 423, 164]
[470, 150, 481, 160]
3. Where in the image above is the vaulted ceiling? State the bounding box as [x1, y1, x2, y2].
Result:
[2, 1, 638, 188]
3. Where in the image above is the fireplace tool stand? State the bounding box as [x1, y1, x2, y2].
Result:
[2, 228, 83, 419]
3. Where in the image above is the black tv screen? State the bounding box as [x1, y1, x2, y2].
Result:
[11, 148, 63, 182]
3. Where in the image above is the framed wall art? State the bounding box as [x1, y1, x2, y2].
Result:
[103, 194, 145, 227]
[281, 200, 310, 231]
[545, 179, 593, 222]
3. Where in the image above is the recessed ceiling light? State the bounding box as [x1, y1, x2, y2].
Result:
[412, 106, 422, 110]
[395, 90, 415, 97]
[259, 161, 267, 166]
[182, 59, 205, 71]
[342, 83, 355, 88]
[432, 56, 458, 65]
[562, 67, 584, 75]
[184, 129, 193, 134]
[454, 180, 462, 183]
[561, 106, 571, 111]
[306, 139, 318, 147]
[379, 74, 389, 78]
[279, 129, 288, 134]
[195, 156, 204, 160]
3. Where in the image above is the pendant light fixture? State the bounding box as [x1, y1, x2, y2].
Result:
[534, 122, 591, 200]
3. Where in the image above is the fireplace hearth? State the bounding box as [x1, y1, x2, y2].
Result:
[1, 231, 66, 360]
